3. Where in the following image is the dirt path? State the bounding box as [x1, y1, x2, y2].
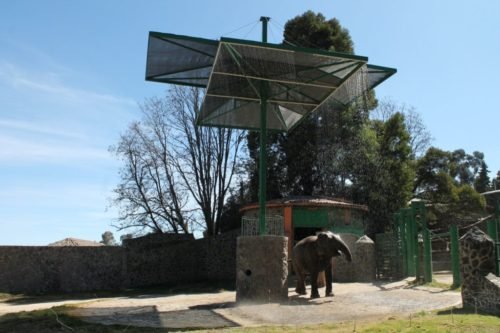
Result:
[59, 279, 462, 330]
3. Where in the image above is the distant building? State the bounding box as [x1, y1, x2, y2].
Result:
[48, 237, 104, 247]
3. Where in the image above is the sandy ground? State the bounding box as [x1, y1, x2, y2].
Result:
[0, 276, 462, 330]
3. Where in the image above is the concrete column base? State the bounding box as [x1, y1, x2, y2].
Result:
[236, 236, 288, 303]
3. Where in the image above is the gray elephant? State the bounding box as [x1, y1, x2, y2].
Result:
[292, 231, 352, 298]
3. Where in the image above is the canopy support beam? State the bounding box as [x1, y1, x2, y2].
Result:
[258, 16, 270, 235]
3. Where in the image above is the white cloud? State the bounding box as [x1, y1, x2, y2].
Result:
[0, 182, 112, 206]
[0, 61, 137, 109]
[0, 59, 138, 165]
[0, 134, 112, 164]
[0, 118, 86, 140]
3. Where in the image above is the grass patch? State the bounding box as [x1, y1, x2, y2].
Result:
[424, 279, 461, 291]
[354, 312, 499, 332]
[193, 311, 499, 332]
[407, 278, 461, 292]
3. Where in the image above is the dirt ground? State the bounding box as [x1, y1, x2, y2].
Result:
[1, 275, 462, 330]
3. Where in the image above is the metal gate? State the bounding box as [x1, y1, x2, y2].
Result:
[375, 232, 404, 280]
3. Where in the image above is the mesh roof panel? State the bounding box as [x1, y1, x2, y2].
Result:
[146, 32, 218, 87]
[145, 32, 396, 131]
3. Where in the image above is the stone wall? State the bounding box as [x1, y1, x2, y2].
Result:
[460, 227, 499, 315]
[332, 234, 376, 282]
[0, 246, 124, 293]
[332, 233, 358, 282]
[0, 232, 237, 294]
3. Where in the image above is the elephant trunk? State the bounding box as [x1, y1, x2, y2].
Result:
[336, 237, 352, 262]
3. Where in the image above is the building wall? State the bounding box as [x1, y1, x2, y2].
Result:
[0, 232, 237, 295]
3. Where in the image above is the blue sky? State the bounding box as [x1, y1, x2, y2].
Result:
[1, 1, 498, 245]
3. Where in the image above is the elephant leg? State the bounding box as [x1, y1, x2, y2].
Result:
[325, 262, 334, 297]
[310, 270, 320, 299]
[294, 264, 307, 295]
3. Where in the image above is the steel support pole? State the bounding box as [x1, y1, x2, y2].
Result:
[258, 89, 267, 235]
[258, 16, 270, 235]
[260, 16, 269, 43]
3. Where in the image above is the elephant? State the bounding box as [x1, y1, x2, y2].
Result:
[292, 231, 352, 298]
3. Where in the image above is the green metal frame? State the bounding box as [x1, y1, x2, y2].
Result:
[219, 37, 368, 62]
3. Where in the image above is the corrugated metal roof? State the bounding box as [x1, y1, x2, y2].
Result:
[240, 196, 368, 212]
[48, 238, 104, 247]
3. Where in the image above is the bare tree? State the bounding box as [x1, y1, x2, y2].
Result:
[110, 104, 191, 234]
[110, 87, 244, 236]
[371, 98, 433, 158]
[168, 87, 245, 236]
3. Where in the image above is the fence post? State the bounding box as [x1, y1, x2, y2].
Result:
[394, 212, 406, 277]
[404, 209, 416, 276]
[422, 227, 432, 283]
[450, 224, 461, 288]
[413, 201, 432, 283]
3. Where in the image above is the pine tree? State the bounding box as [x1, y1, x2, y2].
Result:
[474, 160, 490, 193]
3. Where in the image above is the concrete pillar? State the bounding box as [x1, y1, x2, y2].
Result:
[332, 233, 358, 282]
[236, 236, 288, 303]
[354, 235, 376, 282]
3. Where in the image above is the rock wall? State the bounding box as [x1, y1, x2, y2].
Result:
[460, 227, 499, 315]
[353, 235, 376, 282]
[0, 246, 124, 293]
[0, 232, 237, 294]
[331, 234, 376, 282]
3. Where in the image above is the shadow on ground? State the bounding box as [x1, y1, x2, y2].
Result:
[1, 281, 235, 305]
[71, 305, 239, 330]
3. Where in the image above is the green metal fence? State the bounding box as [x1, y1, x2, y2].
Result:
[375, 232, 404, 280]
[389, 201, 500, 285]
[393, 201, 433, 283]
[486, 204, 500, 276]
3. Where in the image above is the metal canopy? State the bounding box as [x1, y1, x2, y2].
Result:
[146, 22, 396, 236]
[146, 31, 396, 132]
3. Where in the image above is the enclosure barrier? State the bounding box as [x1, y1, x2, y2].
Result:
[393, 201, 500, 288]
[429, 226, 461, 288]
[394, 201, 433, 283]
